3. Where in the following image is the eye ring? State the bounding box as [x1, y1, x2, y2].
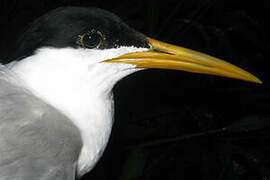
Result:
[79, 30, 103, 49]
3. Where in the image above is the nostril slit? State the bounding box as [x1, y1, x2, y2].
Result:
[153, 48, 172, 55]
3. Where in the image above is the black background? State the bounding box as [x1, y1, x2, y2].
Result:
[0, 0, 270, 180]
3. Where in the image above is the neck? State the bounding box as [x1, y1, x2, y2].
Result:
[8, 47, 140, 176]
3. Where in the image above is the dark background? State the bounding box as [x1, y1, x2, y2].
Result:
[0, 0, 270, 179]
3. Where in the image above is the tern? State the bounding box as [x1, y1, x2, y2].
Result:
[0, 6, 261, 180]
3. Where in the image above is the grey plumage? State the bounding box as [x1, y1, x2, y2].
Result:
[0, 66, 82, 179]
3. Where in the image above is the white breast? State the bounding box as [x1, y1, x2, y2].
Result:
[9, 47, 147, 176]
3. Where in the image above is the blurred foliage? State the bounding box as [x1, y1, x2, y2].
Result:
[0, 0, 270, 180]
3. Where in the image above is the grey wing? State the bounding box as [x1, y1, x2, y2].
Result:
[0, 73, 82, 180]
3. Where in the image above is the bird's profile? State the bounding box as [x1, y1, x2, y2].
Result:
[0, 6, 261, 180]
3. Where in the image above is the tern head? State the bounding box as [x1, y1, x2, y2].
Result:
[9, 6, 261, 101]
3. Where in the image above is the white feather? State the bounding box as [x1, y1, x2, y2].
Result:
[8, 46, 148, 176]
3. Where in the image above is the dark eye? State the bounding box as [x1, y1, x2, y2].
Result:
[79, 32, 103, 48]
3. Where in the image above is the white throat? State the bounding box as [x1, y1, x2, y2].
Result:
[9, 47, 147, 176]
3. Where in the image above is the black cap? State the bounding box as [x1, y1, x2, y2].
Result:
[13, 7, 150, 60]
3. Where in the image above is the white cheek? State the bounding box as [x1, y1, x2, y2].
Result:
[66, 46, 149, 64]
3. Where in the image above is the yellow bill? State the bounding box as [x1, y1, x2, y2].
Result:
[104, 37, 262, 83]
